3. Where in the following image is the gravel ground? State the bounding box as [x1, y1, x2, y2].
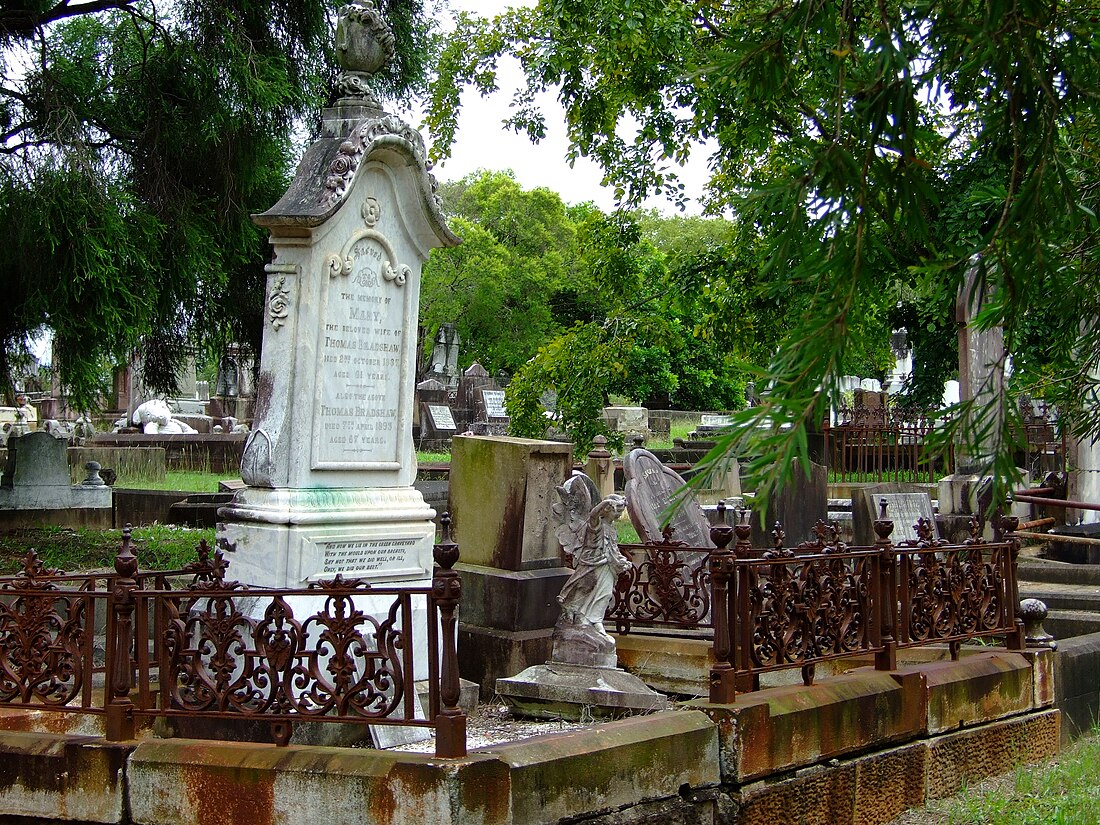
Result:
[387, 702, 598, 753]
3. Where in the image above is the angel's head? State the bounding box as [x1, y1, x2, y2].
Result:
[593, 494, 627, 522]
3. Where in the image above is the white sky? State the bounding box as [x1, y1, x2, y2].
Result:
[420, 0, 713, 214]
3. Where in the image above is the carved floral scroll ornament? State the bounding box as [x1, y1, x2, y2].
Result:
[268, 276, 290, 329]
[325, 228, 409, 288]
[321, 115, 430, 207]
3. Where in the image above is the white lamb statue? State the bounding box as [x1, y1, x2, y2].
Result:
[132, 399, 197, 434]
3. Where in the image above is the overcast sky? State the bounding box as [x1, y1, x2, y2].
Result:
[420, 0, 713, 214]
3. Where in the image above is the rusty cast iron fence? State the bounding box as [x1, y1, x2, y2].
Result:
[0, 519, 466, 758]
[824, 404, 944, 484]
[610, 504, 1024, 702]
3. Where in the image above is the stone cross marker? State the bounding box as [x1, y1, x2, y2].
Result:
[217, 1, 459, 589]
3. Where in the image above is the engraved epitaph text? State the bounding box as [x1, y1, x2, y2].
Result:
[315, 235, 405, 467]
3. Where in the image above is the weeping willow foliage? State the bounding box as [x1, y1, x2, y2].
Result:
[0, 0, 434, 407]
[428, 0, 1100, 510]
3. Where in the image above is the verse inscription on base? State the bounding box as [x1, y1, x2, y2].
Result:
[321, 537, 421, 577]
[315, 235, 405, 467]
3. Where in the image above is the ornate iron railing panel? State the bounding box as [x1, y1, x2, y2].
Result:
[894, 526, 1016, 649]
[0, 551, 103, 712]
[0, 521, 468, 758]
[608, 542, 712, 635]
[737, 549, 882, 677]
[149, 580, 426, 726]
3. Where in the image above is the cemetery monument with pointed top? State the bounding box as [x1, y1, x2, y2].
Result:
[217, 0, 459, 592]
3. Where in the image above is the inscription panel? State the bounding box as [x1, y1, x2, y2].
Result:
[315, 235, 405, 467]
[481, 389, 507, 420]
[320, 537, 422, 577]
[874, 492, 937, 543]
[427, 404, 457, 431]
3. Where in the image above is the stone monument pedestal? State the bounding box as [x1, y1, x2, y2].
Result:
[219, 487, 436, 588]
[448, 435, 575, 696]
[496, 662, 668, 721]
[938, 469, 1029, 542]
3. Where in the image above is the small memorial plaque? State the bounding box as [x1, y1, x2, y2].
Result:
[874, 493, 937, 543]
[426, 404, 457, 432]
[700, 414, 734, 427]
[855, 490, 937, 544]
[481, 389, 507, 420]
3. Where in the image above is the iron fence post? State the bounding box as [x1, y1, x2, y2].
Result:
[432, 513, 466, 757]
[995, 512, 1025, 650]
[873, 499, 897, 671]
[106, 525, 137, 741]
[707, 519, 737, 703]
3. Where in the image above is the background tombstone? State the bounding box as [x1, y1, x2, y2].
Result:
[749, 461, 829, 547]
[425, 323, 461, 390]
[454, 361, 493, 432]
[605, 406, 649, 442]
[0, 431, 111, 513]
[851, 483, 937, 545]
[414, 377, 448, 431]
[939, 257, 1027, 536]
[472, 387, 509, 436]
[419, 403, 457, 450]
[694, 413, 733, 439]
[624, 448, 714, 548]
[448, 434, 574, 695]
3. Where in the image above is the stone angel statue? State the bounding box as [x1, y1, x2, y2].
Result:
[551, 474, 633, 665]
[553, 472, 602, 567]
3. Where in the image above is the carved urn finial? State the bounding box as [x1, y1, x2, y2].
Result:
[335, 1, 396, 105]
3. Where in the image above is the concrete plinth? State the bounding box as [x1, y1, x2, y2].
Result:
[496, 662, 668, 720]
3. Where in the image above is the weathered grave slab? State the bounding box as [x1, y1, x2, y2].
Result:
[0, 431, 111, 511]
[750, 461, 828, 547]
[624, 448, 714, 548]
[851, 484, 938, 545]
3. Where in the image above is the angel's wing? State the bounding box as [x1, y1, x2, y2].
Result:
[552, 472, 598, 566]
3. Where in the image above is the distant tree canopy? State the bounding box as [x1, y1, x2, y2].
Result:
[0, 0, 434, 407]
[423, 169, 792, 451]
[427, 0, 1100, 501]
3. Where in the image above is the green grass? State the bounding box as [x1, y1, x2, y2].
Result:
[417, 451, 451, 464]
[0, 524, 214, 575]
[115, 469, 233, 492]
[615, 518, 642, 544]
[939, 730, 1100, 824]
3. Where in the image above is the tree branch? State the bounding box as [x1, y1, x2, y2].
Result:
[0, 0, 137, 37]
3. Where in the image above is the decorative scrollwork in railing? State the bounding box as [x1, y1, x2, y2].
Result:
[899, 544, 1004, 646]
[743, 550, 877, 674]
[0, 551, 89, 707]
[608, 543, 711, 633]
[161, 579, 411, 721]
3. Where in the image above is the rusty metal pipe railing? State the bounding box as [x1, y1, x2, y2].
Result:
[1015, 530, 1100, 547]
[1012, 494, 1100, 512]
[1018, 517, 1056, 530]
